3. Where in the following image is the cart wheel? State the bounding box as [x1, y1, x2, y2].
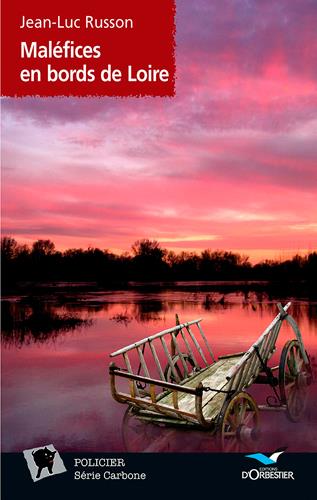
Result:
[279, 340, 311, 422]
[164, 354, 196, 383]
[219, 392, 260, 452]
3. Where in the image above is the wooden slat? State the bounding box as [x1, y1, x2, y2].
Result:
[170, 332, 189, 377]
[234, 327, 276, 392]
[228, 362, 246, 392]
[266, 321, 282, 357]
[258, 405, 287, 412]
[253, 323, 280, 378]
[179, 328, 199, 369]
[128, 379, 136, 398]
[252, 344, 264, 379]
[240, 361, 253, 390]
[241, 350, 257, 388]
[218, 351, 245, 360]
[197, 322, 215, 362]
[137, 346, 150, 378]
[149, 384, 156, 403]
[148, 340, 166, 381]
[171, 314, 180, 357]
[110, 318, 202, 357]
[186, 325, 208, 365]
[261, 328, 274, 361]
[181, 359, 237, 420]
[252, 341, 264, 380]
[261, 329, 271, 359]
[111, 368, 199, 394]
[160, 336, 180, 382]
[115, 392, 199, 422]
[259, 334, 268, 358]
[260, 326, 273, 363]
[226, 302, 291, 380]
[272, 321, 282, 345]
[233, 360, 248, 391]
[160, 357, 241, 415]
[201, 391, 228, 421]
[123, 352, 140, 396]
[172, 391, 179, 409]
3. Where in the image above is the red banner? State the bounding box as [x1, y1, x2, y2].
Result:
[1, 0, 175, 97]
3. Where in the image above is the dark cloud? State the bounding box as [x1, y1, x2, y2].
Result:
[3, 0, 317, 126]
[178, 0, 317, 77]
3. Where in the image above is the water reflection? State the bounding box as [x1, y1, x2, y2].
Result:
[1, 299, 92, 347]
[110, 312, 133, 326]
[2, 293, 317, 345]
[1, 290, 317, 453]
[121, 408, 217, 453]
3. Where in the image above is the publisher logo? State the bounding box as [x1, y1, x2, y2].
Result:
[241, 447, 295, 481]
[23, 444, 66, 482]
[245, 447, 286, 465]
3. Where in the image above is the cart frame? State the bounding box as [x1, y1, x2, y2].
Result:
[109, 302, 312, 447]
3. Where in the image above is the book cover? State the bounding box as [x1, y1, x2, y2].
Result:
[1, 0, 316, 497]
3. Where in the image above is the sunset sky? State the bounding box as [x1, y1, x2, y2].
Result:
[2, 0, 317, 262]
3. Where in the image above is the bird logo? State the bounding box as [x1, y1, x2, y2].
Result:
[245, 447, 287, 465]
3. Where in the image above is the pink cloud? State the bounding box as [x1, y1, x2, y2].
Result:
[2, 0, 317, 261]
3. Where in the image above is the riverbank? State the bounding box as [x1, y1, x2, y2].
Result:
[2, 279, 316, 300]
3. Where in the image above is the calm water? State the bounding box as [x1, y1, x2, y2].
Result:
[2, 289, 317, 453]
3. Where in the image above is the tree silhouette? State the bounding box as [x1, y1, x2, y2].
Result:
[132, 239, 165, 258]
[131, 239, 167, 280]
[1, 236, 316, 291]
[32, 239, 56, 256]
[1, 236, 18, 260]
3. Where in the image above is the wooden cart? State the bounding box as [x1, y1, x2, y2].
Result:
[109, 302, 312, 450]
